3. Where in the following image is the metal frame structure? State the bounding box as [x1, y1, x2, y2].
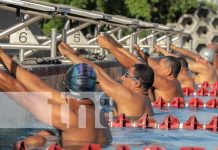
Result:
[0, 0, 191, 62]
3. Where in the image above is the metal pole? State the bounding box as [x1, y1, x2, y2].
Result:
[118, 30, 142, 43]
[24, 22, 91, 57]
[0, 16, 43, 39]
[179, 35, 184, 48]
[88, 26, 121, 44]
[51, 28, 57, 59]
[150, 30, 157, 54]
[118, 29, 122, 40]
[129, 33, 134, 53]
[19, 49, 25, 62]
[62, 29, 67, 42]
[0, 44, 50, 50]
[166, 35, 172, 52]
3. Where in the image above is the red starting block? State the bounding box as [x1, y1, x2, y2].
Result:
[170, 97, 185, 108]
[188, 98, 204, 108]
[111, 114, 132, 127]
[180, 147, 205, 150]
[48, 143, 62, 150]
[81, 144, 101, 150]
[205, 116, 218, 132]
[159, 115, 180, 129]
[196, 87, 209, 96]
[153, 97, 167, 108]
[182, 87, 194, 96]
[143, 145, 166, 150]
[206, 99, 218, 108]
[136, 113, 156, 128]
[116, 145, 130, 150]
[183, 116, 203, 130]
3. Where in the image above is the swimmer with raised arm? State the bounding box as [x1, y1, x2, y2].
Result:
[58, 42, 154, 118]
[153, 45, 194, 89]
[170, 45, 218, 84]
[97, 35, 183, 102]
[0, 48, 111, 149]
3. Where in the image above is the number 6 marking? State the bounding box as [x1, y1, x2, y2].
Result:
[19, 32, 27, 43]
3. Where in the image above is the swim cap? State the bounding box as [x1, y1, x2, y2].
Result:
[199, 48, 215, 63]
[66, 63, 97, 92]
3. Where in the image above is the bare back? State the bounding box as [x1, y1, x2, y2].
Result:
[193, 63, 218, 84]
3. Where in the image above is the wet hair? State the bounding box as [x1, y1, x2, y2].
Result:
[161, 56, 181, 77]
[178, 57, 188, 69]
[133, 64, 154, 90]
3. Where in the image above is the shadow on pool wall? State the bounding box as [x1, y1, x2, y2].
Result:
[26, 60, 124, 92]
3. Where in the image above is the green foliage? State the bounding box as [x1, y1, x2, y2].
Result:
[148, 0, 199, 24]
[42, 17, 64, 36]
[125, 0, 151, 20]
[40, 0, 206, 35]
[202, 1, 218, 13]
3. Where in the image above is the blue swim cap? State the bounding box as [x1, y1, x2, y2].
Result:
[66, 63, 97, 92]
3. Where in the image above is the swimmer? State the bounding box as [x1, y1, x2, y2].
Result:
[58, 42, 154, 118]
[96, 35, 183, 102]
[0, 48, 112, 149]
[152, 45, 194, 89]
[170, 45, 218, 84]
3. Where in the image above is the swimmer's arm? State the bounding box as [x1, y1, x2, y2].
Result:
[58, 42, 134, 104]
[186, 59, 206, 73]
[97, 35, 142, 69]
[154, 45, 177, 57]
[170, 45, 198, 60]
[0, 70, 68, 130]
[133, 44, 149, 61]
[133, 44, 159, 68]
[97, 70, 134, 105]
[0, 48, 66, 104]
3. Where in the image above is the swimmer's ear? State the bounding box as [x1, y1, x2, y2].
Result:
[134, 80, 141, 88]
[179, 67, 184, 73]
[166, 67, 172, 76]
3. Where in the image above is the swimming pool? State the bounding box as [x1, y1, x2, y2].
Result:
[0, 96, 217, 150]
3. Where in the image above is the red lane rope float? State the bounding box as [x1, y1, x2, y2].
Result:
[15, 142, 63, 150]
[205, 116, 218, 132]
[152, 97, 218, 108]
[182, 80, 218, 96]
[81, 144, 208, 150]
[158, 115, 180, 129]
[109, 113, 218, 132]
[182, 116, 203, 130]
[183, 87, 194, 96]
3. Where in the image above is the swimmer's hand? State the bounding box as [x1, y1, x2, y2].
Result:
[57, 42, 75, 56]
[97, 35, 113, 49]
[133, 44, 140, 51]
[153, 44, 162, 53]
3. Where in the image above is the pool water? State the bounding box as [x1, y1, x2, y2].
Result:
[0, 96, 218, 150]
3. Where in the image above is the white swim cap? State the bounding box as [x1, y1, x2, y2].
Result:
[199, 48, 214, 63]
